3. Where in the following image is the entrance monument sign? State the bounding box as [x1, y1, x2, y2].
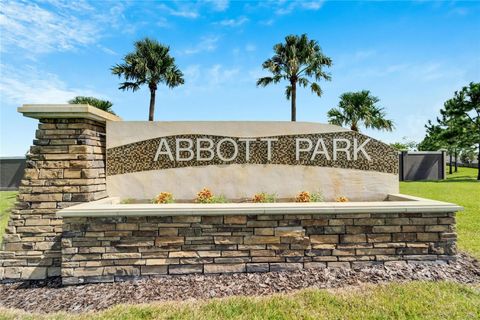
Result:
[0, 105, 461, 285]
[106, 122, 398, 201]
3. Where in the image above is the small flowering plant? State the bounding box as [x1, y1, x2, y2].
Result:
[295, 191, 324, 203]
[335, 196, 349, 202]
[153, 192, 174, 204]
[295, 191, 311, 203]
[252, 192, 276, 203]
[196, 188, 228, 204]
[196, 188, 214, 203]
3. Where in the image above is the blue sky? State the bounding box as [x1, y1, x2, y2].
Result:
[1, 0, 479, 156]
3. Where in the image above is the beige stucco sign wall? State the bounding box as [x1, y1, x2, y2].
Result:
[106, 121, 399, 201]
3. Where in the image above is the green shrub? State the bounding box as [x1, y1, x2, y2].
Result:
[209, 195, 228, 204]
[120, 198, 135, 204]
[310, 191, 324, 202]
[69, 96, 116, 115]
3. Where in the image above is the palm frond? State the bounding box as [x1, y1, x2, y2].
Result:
[285, 85, 292, 100]
[327, 108, 348, 127]
[310, 82, 322, 97]
[331, 91, 394, 132]
[256, 77, 274, 87]
[69, 96, 115, 115]
[118, 81, 141, 92]
[297, 78, 309, 88]
[111, 37, 184, 91]
[257, 34, 332, 104]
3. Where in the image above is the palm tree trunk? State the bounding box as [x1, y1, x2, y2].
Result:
[351, 122, 358, 132]
[149, 88, 156, 121]
[291, 81, 297, 122]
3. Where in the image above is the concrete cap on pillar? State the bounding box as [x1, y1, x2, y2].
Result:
[17, 104, 122, 123]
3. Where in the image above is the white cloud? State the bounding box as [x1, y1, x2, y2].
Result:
[170, 9, 199, 19]
[39, 0, 94, 12]
[247, 67, 266, 82]
[275, 6, 292, 15]
[0, 0, 101, 54]
[0, 65, 103, 104]
[157, 3, 199, 19]
[260, 19, 275, 26]
[217, 16, 249, 27]
[157, 0, 231, 20]
[106, 2, 128, 28]
[183, 65, 201, 83]
[415, 63, 452, 82]
[351, 61, 463, 82]
[158, 0, 229, 18]
[156, 17, 171, 28]
[384, 64, 409, 74]
[353, 50, 376, 60]
[274, 0, 325, 15]
[245, 44, 256, 52]
[97, 45, 117, 56]
[207, 64, 240, 85]
[448, 7, 469, 16]
[301, 1, 324, 10]
[205, 0, 229, 12]
[183, 36, 219, 55]
[179, 64, 240, 93]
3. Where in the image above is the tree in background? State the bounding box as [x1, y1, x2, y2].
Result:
[327, 90, 394, 132]
[439, 107, 475, 173]
[460, 147, 477, 164]
[418, 121, 445, 151]
[257, 34, 332, 122]
[112, 38, 184, 121]
[390, 137, 417, 151]
[438, 116, 463, 174]
[418, 82, 479, 178]
[69, 96, 115, 115]
[419, 119, 462, 174]
[421, 116, 468, 174]
[442, 82, 480, 180]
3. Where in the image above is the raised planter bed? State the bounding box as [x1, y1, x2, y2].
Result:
[57, 194, 461, 285]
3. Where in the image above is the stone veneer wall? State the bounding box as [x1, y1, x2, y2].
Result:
[62, 211, 456, 285]
[0, 118, 107, 281]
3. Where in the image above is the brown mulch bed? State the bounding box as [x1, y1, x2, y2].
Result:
[1, 253, 479, 314]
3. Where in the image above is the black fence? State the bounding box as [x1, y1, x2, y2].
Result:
[456, 162, 478, 168]
[0, 157, 26, 191]
[399, 151, 446, 181]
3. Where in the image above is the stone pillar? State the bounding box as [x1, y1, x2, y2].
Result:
[0, 105, 120, 281]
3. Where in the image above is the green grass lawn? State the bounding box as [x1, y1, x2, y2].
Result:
[400, 166, 480, 258]
[1, 282, 479, 320]
[0, 191, 16, 244]
[0, 168, 478, 319]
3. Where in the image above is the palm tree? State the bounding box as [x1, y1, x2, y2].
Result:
[327, 90, 394, 132]
[111, 38, 184, 121]
[256, 34, 332, 122]
[69, 96, 115, 115]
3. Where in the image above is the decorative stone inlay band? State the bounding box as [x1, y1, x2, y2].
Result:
[107, 131, 398, 176]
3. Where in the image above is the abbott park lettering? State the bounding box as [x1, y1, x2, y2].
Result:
[154, 137, 371, 163]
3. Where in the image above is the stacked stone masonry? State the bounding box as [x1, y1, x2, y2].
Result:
[0, 118, 107, 281]
[62, 211, 456, 284]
